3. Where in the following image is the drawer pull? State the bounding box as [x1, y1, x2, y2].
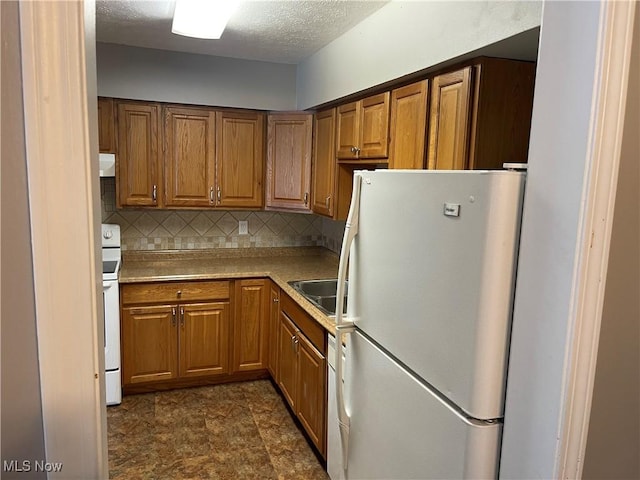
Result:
[176, 290, 182, 297]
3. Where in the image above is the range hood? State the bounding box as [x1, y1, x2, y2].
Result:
[99, 153, 115, 177]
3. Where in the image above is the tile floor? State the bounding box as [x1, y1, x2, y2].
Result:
[107, 380, 329, 479]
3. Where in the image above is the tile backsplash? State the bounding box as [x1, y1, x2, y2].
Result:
[101, 178, 345, 252]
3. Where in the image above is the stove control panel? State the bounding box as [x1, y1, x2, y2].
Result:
[101, 224, 121, 248]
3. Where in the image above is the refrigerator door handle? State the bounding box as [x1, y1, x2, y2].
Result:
[334, 172, 363, 469]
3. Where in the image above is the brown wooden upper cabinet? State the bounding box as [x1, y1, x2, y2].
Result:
[216, 110, 265, 209]
[427, 67, 473, 170]
[311, 108, 337, 218]
[116, 101, 162, 207]
[336, 92, 390, 160]
[164, 105, 216, 208]
[428, 58, 536, 170]
[265, 113, 313, 212]
[116, 101, 265, 209]
[388, 80, 429, 169]
[97, 97, 116, 153]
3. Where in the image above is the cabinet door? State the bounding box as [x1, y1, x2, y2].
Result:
[164, 106, 216, 208]
[122, 304, 177, 384]
[468, 59, 536, 170]
[427, 67, 473, 170]
[179, 302, 230, 378]
[232, 279, 269, 373]
[215, 110, 264, 208]
[311, 109, 337, 217]
[117, 102, 161, 207]
[297, 332, 327, 457]
[336, 101, 360, 159]
[389, 81, 428, 169]
[97, 97, 116, 153]
[277, 312, 299, 410]
[265, 113, 313, 211]
[359, 92, 390, 159]
[267, 282, 280, 381]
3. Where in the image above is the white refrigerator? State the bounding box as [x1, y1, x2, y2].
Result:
[331, 169, 526, 479]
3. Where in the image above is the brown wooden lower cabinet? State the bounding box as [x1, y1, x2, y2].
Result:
[122, 304, 178, 384]
[179, 302, 230, 378]
[277, 311, 299, 408]
[120, 279, 278, 391]
[120, 279, 328, 458]
[277, 293, 327, 458]
[122, 301, 230, 386]
[267, 282, 281, 381]
[232, 279, 269, 373]
[296, 330, 326, 452]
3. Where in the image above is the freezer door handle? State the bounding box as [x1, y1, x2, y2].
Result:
[334, 172, 362, 469]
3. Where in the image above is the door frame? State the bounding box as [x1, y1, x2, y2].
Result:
[17, 0, 635, 477]
[19, 0, 108, 477]
[501, 1, 636, 478]
[556, 2, 636, 477]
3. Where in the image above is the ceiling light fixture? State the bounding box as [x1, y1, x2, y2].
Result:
[171, 0, 240, 40]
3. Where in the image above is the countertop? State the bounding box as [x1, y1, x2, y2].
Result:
[119, 247, 340, 333]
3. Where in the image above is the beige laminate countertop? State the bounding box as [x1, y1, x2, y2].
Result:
[119, 247, 340, 333]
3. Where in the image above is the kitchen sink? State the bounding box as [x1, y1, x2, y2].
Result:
[288, 279, 348, 316]
[289, 279, 347, 297]
[313, 296, 347, 316]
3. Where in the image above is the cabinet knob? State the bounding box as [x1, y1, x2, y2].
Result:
[273, 297, 279, 303]
[176, 290, 182, 296]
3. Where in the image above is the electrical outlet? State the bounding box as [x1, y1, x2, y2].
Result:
[238, 220, 248, 235]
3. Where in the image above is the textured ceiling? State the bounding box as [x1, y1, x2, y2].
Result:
[96, 0, 389, 64]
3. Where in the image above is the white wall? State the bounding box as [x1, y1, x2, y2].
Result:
[583, 3, 639, 477]
[97, 2, 541, 111]
[97, 42, 297, 110]
[296, 0, 542, 109]
[501, 1, 631, 478]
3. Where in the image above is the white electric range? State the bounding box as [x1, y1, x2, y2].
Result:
[101, 224, 121, 406]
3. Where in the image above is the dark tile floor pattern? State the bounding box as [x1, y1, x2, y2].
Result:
[108, 380, 329, 479]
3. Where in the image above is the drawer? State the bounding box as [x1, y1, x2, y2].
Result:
[121, 281, 230, 305]
[281, 292, 326, 354]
